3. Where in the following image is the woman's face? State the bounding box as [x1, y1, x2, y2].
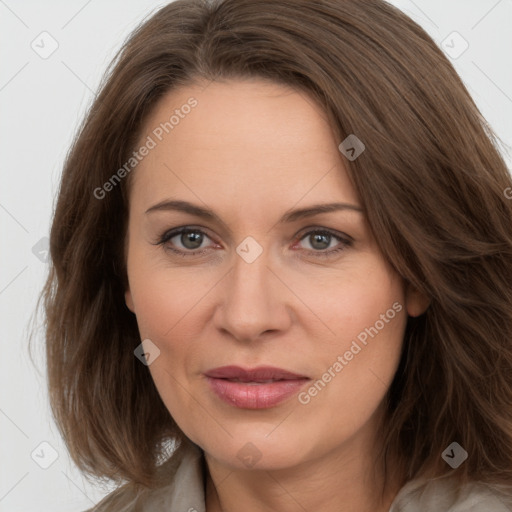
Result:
[124, 79, 424, 471]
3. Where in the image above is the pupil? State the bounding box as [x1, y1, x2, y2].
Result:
[182, 231, 203, 249]
[311, 233, 330, 250]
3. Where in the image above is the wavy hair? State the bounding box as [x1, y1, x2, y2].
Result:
[40, 0, 512, 494]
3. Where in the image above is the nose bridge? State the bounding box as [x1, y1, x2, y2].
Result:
[214, 238, 290, 341]
[231, 246, 269, 298]
[229, 243, 274, 315]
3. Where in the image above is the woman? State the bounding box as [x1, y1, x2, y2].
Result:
[41, 0, 512, 510]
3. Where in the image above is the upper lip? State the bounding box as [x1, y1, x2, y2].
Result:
[204, 365, 309, 382]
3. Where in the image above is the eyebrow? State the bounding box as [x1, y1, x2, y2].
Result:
[145, 199, 363, 224]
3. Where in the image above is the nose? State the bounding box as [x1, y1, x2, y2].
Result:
[213, 245, 292, 343]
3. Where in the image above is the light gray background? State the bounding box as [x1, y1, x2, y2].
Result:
[1, 0, 511, 510]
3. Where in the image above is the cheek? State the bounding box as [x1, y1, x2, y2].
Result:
[126, 259, 211, 432]
[127, 246, 213, 340]
[128, 241, 406, 366]
[293, 257, 406, 349]
[297, 263, 407, 420]
[126, 253, 215, 397]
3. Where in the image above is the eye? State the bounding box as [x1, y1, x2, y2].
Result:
[155, 226, 217, 256]
[155, 226, 352, 259]
[294, 228, 352, 257]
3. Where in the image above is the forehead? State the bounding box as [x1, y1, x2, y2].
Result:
[129, 79, 359, 212]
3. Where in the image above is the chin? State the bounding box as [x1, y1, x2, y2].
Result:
[198, 426, 309, 471]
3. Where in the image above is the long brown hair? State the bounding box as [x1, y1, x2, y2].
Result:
[40, 0, 512, 494]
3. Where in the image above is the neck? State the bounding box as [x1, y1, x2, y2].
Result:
[204, 433, 401, 512]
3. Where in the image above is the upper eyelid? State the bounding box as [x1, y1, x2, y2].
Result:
[160, 225, 351, 248]
[162, 225, 217, 243]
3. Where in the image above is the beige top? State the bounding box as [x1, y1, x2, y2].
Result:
[88, 439, 512, 511]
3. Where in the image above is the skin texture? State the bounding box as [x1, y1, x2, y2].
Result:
[124, 79, 429, 512]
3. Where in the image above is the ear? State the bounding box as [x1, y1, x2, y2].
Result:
[405, 283, 430, 317]
[125, 289, 135, 313]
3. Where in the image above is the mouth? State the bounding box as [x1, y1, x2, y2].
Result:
[204, 365, 311, 409]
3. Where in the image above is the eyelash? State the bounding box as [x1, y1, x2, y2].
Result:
[154, 226, 353, 259]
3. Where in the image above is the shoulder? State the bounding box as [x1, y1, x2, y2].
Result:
[389, 474, 512, 511]
[84, 439, 206, 512]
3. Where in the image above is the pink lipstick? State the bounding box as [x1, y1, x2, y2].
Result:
[204, 366, 310, 409]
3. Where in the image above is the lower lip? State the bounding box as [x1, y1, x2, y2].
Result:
[206, 377, 309, 409]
